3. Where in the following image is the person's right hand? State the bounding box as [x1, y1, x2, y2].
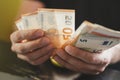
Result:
[10, 29, 55, 65]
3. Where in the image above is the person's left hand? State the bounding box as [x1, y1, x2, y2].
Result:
[53, 45, 113, 75]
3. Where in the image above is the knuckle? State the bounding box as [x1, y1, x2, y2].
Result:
[11, 45, 16, 52]
[11, 31, 18, 37]
[89, 56, 106, 65]
[42, 37, 50, 44]
[10, 31, 19, 42]
[89, 57, 97, 64]
[48, 44, 55, 49]
[17, 45, 26, 53]
[103, 58, 110, 64]
[37, 37, 50, 46]
[96, 57, 109, 65]
[11, 44, 28, 54]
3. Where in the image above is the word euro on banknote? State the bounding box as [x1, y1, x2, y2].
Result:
[64, 21, 120, 53]
[15, 8, 75, 48]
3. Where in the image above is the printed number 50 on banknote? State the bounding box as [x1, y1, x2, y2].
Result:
[16, 8, 75, 48]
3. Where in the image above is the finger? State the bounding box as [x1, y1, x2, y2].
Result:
[65, 45, 107, 65]
[10, 29, 44, 43]
[54, 55, 104, 75]
[55, 49, 105, 74]
[53, 55, 78, 71]
[25, 44, 55, 60]
[30, 52, 52, 65]
[11, 37, 50, 54]
[54, 56, 102, 75]
[17, 54, 27, 61]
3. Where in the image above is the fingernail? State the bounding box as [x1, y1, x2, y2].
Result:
[35, 30, 44, 37]
[65, 45, 71, 52]
[43, 37, 50, 44]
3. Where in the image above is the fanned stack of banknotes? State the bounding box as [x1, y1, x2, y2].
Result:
[16, 8, 120, 53]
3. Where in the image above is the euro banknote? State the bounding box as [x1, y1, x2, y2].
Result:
[16, 8, 75, 48]
[63, 21, 120, 53]
[15, 8, 120, 69]
[15, 8, 120, 53]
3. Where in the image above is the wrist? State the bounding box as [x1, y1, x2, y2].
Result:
[110, 43, 120, 64]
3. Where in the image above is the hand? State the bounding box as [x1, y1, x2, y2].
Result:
[10, 29, 55, 65]
[53, 45, 113, 75]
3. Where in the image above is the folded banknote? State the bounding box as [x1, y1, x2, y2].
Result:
[16, 8, 75, 48]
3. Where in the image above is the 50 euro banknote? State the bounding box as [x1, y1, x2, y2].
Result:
[63, 21, 120, 53]
[15, 8, 75, 48]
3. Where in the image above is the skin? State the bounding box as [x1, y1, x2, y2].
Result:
[10, 29, 120, 75]
[10, 29, 55, 65]
[10, 0, 120, 75]
[53, 45, 116, 75]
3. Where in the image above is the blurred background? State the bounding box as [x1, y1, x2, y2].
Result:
[0, 0, 20, 41]
[0, 0, 40, 80]
[0, 0, 120, 80]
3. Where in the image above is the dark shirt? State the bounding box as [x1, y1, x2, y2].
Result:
[40, 0, 120, 30]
